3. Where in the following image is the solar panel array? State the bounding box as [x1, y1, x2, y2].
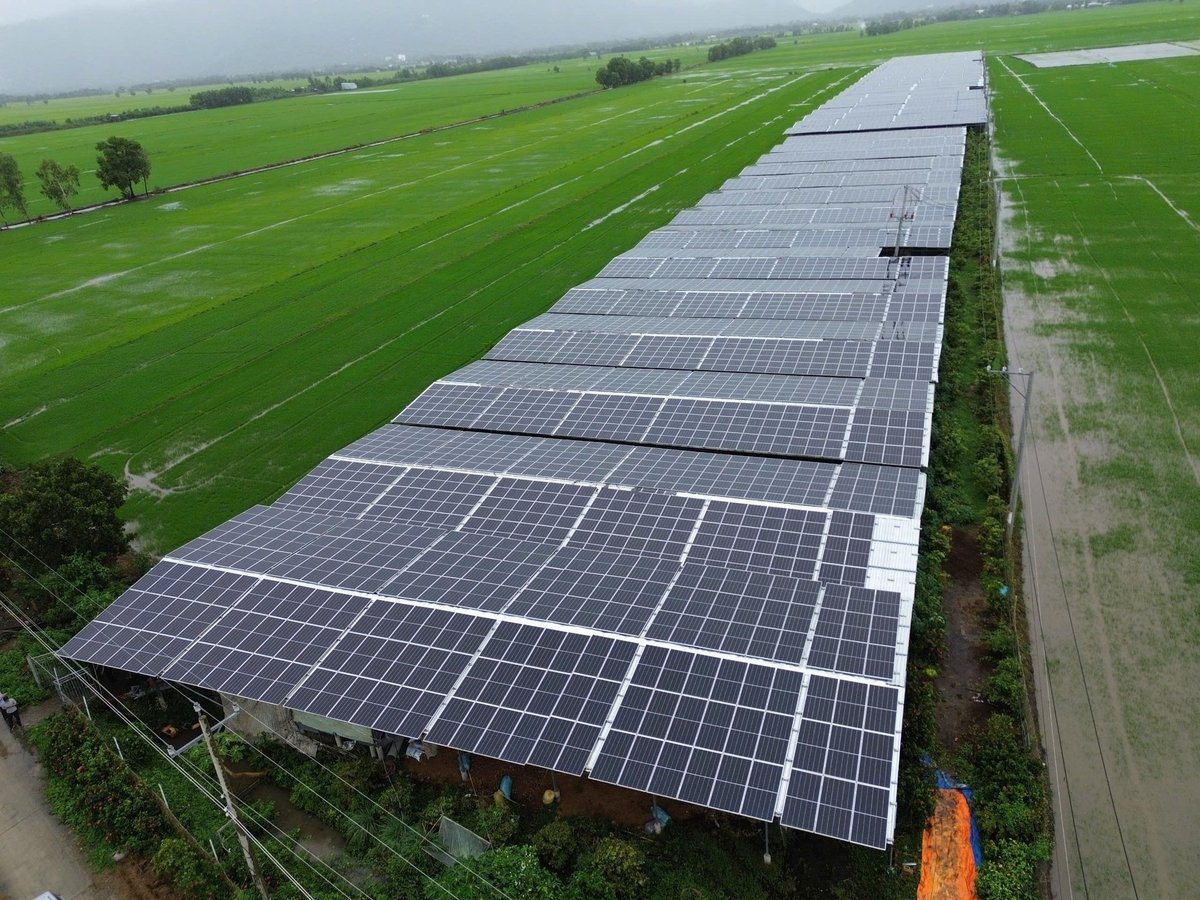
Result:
[61, 52, 987, 850]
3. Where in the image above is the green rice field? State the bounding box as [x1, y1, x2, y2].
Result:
[989, 40, 1200, 898]
[0, 58, 864, 548]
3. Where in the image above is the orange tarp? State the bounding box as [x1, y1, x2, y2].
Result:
[917, 789, 978, 900]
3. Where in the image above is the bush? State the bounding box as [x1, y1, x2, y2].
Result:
[0, 457, 129, 569]
[152, 837, 225, 900]
[964, 715, 1047, 845]
[0, 643, 51, 705]
[566, 867, 618, 900]
[983, 657, 1025, 717]
[533, 819, 578, 873]
[975, 837, 1050, 900]
[28, 711, 166, 855]
[472, 803, 520, 846]
[579, 836, 646, 899]
[428, 844, 561, 899]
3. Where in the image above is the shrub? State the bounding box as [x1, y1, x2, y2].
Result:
[566, 867, 619, 900]
[428, 844, 561, 899]
[975, 837, 1050, 900]
[579, 836, 646, 899]
[151, 837, 225, 900]
[984, 657, 1025, 717]
[28, 711, 166, 854]
[964, 715, 1047, 845]
[472, 803, 520, 846]
[533, 818, 578, 872]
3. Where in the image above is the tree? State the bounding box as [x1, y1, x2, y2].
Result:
[0, 457, 130, 569]
[95, 135, 151, 200]
[35, 158, 81, 213]
[0, 152, 29, 223]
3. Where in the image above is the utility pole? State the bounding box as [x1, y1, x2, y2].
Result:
[892, 184, 916, 259]
[196, 703, 270, 900]
[987, 365, 1035, 544]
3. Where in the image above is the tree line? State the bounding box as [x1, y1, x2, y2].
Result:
[0, 136, 151, 221]
[706, 36, 776, 63]
[594, 56, 681, 89]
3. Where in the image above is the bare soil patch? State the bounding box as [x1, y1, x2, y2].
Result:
[934, 527, 991, 754]
[95, 858, 180, 900]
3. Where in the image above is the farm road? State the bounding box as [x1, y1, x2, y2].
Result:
[0, 702, 119, 900]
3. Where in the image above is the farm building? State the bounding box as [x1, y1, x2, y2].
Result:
[60, 52, 987, 851]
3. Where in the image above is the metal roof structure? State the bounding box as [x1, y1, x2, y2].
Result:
[61, 51, 987, 850]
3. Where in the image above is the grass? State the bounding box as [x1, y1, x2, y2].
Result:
[989, 44, 1200, 898]
[0, 62, 860, 549]
[0, 61, 608, 215]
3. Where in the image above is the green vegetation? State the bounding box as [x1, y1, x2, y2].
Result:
[28, 698, 917, 898]
[707, 35, 777, 62]
[0, 59, 859, 551]
[94, 135, 151, 200]
[940, 128, 1050, 900]
[34, 157, 80, 212]
[988, 43, 1200, 896]
[5, 4, 1200, 895]
[0, 151, 29, 221]
[595, 56, 681, 88]
[0, 458, 129, 567]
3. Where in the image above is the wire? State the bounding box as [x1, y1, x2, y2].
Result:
[0, 533, 495, 898]
[0, 586, 381, 900]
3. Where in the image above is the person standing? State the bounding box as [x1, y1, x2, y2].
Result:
[0, 693, 19, 730]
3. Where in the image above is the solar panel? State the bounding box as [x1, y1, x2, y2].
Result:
[426, 625, 638, 773]
[59, 49, 984, 853]
[461, 479, 598, 544]
[286, 600, 494, 738]
[276, 459, 400, 517]
[828, 463, 924, 518]
[161, 580, 370, 703]
[569, 488, 703, 559]
[503, 546, 679, 635]
[493, 329, 882, 379]
[386, 532, 559, 611]
[806, 583, 902, 680]
[59, 563, 258, 675]
[688, 501, 826, 580]
[591, 648, 804, 821]
[781, 674, 900, 847]
[845, 408, 929, 468]
[365, 468, 495, 528]
[645, 565, 819, 663]
[550, 287, 895, 322]
[526, 314, 884, 340]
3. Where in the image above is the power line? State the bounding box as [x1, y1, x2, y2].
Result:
[0, 587, 380, 900]
[0, 533, 499, 898]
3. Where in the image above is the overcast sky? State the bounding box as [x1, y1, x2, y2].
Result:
[0, 0, 850, 94]
[0, 0, 132, 25]
[0, 0, 845, 27]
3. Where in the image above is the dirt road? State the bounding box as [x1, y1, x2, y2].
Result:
[0, 704, 121, 900]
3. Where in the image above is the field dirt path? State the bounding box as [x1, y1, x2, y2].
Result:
[0, 700, 175, 900]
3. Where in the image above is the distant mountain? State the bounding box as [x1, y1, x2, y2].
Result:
[0, 0, 815, 95]
[827, 0, 998, 20]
